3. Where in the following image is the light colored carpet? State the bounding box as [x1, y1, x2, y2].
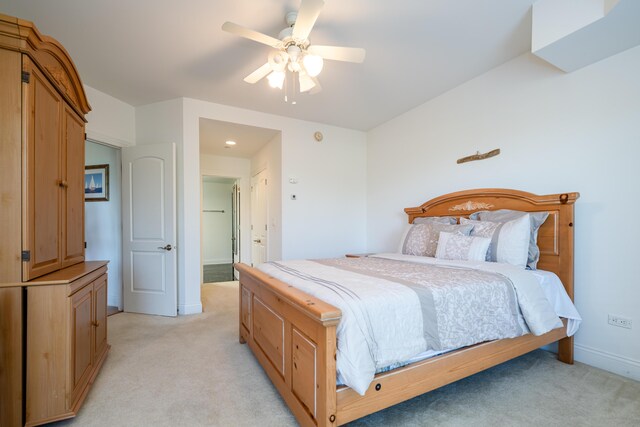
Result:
[53, 282, 640, 426]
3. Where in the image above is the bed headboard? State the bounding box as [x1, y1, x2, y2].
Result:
[404, 189, 579, 301]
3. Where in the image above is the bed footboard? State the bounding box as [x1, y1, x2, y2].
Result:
[236, 263, 342, 427]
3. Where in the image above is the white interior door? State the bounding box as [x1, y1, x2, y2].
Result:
[122, 143, 177, 316]
[232, 181, 241, 279]
[251, 170, 268, 266]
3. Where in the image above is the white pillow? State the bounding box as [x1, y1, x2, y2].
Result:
[460, 214, 530, 268]
[470, 209, 549, 269]
[435, 232, 491, 262]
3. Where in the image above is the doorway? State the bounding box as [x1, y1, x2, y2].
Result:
[202, 176, 239, 283]
[85, 140, 123, 314]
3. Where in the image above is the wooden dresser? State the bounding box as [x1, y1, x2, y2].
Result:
[0, 13, 109, 426]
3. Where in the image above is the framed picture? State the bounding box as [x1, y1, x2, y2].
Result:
[85, 164, 109, 202]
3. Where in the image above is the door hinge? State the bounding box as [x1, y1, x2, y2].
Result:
[265, 224, 267, 231]
[265, 179, 267, 185]
[21, 71, 30, 83]
[84, 132, 87, 140]
[84, 241, 87, 248]
[21, 250, 31, 262]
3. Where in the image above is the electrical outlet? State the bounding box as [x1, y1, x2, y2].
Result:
[608, 314, 632, 329]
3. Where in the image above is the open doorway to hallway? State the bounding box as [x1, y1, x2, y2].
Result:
[198, 117, 283, 288]
[201, 176, 239, 283]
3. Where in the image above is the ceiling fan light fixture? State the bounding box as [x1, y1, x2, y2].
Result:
[303, 54, 323, 77]
[299, 72, 316, 93]
[268, 50, 288, 71]
[267, 70, 285, 89]
[288, 61, 302, 72]
[286, 44, 302, 63]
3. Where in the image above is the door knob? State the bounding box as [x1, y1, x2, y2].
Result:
[158, 244, 173, 251]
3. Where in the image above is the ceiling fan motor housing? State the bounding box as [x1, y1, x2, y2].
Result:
[285, 11, 298, 27]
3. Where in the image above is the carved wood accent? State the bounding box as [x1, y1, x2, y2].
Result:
[45, 66, 72, 94]
[448, 200, 495, 212]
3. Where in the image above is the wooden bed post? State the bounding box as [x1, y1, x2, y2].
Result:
[557, 336, 574, 364]
[317, 325, 338, 427]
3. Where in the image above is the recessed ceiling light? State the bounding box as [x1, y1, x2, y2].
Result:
[225, 140, 236, 146]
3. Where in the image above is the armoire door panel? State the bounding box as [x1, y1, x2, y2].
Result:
[93, 275, 108, 360]
[61, 105, 85, 269]
[23, 60, 62, 281]
[70, 283, 94, 405]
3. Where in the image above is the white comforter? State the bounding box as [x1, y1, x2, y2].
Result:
[258, 253, 581, 395]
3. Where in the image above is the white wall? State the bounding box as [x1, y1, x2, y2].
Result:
[366, 47, 640, 379]
[137, 98, 367, 314]
[251, 133, 283, 261]
[202, 181, 234, 264]
[85, 141, 123, 309]
[84, 85, 136, 147]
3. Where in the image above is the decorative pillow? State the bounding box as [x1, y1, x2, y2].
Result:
[460, 215, 530, 268]
[470, 209, 549, 269]
[401, 223, 474, 257]
[413, 216, 458, 225]
[435, 232, 491, 261]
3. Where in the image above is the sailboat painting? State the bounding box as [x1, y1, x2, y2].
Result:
[84, 164, 109, 201]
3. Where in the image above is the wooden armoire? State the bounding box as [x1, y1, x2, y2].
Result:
[0, 13, 109, 427]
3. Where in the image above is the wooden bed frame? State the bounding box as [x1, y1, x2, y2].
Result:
[235, 188, 579, 426]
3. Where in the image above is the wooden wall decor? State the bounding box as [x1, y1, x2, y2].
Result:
[456, 148, 500, 164]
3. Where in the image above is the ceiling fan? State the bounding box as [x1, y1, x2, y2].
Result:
[222, 0, 365, 99]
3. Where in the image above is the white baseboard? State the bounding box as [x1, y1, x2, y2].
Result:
[575, 343, 640, 381]
[178, 302, 202, 315]
[203, 258, 232, 265]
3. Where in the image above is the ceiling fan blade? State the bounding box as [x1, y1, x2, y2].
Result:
[244, 63, 272, 84]
[292, 0, 325, 40]
[307, 45, 366, 63]
[309, 77, 322, 95]
[299, 73, 316, 93]
[222, 22, 281, 48]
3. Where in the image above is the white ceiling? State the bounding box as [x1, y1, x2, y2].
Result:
[1, 0, 536, 130]
[200, 118, 280, 158]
